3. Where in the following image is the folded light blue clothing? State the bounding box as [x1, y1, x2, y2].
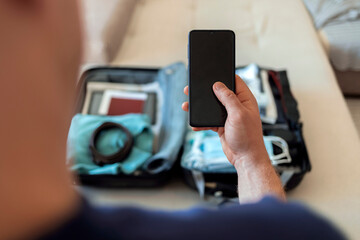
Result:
[181, 130, 292, 173]
[142, 62, 188, 174]
[67, 114, 153, 175]
[181, 130, 236, 173]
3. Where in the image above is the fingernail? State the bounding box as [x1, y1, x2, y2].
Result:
[214, 82, 224, 91]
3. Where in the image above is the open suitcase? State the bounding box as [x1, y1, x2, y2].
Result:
[68, 63, 311, 197]
[68, 62, 187, 188]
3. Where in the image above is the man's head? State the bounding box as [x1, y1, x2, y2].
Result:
[0, 2, 83, 239]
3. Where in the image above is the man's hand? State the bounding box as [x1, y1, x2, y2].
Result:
[182, 75, 286, 203]
[182, 75, 268, 169]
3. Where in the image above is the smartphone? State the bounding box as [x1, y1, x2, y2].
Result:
[188, 30, 235, 127]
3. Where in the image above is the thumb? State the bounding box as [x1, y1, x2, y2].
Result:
[213, 82, 242, 114]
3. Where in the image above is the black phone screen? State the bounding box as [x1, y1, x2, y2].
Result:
[189, 30, 235, 127]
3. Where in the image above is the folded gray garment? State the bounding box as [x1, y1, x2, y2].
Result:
[142, 62, 188, 174]
[303, 0, 360, 29]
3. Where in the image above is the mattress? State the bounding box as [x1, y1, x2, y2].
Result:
[85, 0, 360, 238]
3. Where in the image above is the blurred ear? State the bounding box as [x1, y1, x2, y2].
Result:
[9, 0, 41, 8]
[0, 0, 50, 26]
[1, 0, 45, 15]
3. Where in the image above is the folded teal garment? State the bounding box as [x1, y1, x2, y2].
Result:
[67, 114, 153, 175]
[181, 130, 236, 173]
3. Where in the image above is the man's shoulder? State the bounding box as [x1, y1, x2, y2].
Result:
[40, 197, 346, 240]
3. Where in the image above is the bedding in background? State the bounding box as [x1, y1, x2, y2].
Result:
[80, 0, 138, 64]
[303, 0, 360, 70]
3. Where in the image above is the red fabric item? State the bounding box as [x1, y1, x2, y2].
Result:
[107, 98, 145, 116]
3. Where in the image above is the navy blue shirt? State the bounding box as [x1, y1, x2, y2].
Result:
[40, 197, 345, 240]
